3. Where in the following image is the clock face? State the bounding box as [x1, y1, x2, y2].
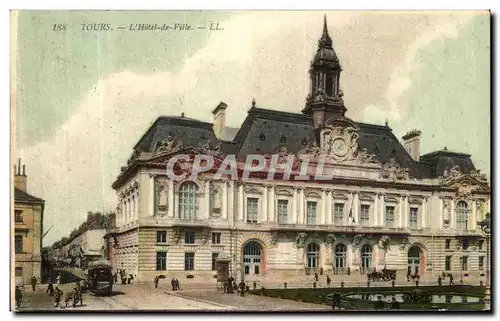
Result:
[332, 138, 348, 157]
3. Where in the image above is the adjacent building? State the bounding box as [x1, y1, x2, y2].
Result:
[13, 159, 45, 286]
[108, 16, 490, 284]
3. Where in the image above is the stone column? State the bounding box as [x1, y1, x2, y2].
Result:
[352, 192, 359, 226]
[149, 175, 155, 217]
[404, 196, 409, 229]
[174, 191, 179, 219]
[238, 183, 244, 221]
[421, 198, 426, 229]
[373, 194, 379, 227]
[379, 194, 385, 226]
[321, 189, 326, 225]
[268, 186, 275, 222]
[222, 181, 228, 220]
[135, 192, 139, 221]
[398, 196, 404, 228]
[471, 200, 477, 231]
[262, 185, 268, 222]
[326, 190, 332, 225]
[228, 181, 234, 222]
[438, 197, 443, 229]
[292, 188, 297, 224]
[168, 180, 174, 218]
[204, 180, 210, 220]
[450, 200, 455, 229]
[299, 188, 305, 224]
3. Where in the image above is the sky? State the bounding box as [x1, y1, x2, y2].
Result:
[12, 11, 490, 245]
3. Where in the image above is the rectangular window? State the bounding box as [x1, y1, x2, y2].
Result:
[15, 235, 23, 253]
[184, 231, 195, 244]
[184, 252, 195, 271]
[306, 201, 317, 225]
[212, 232, 221, 244]
[385, 206, 395, 227]
[277, 200, 288, 224]
[156, 251, 167, 270]
[478, 240, 484, 251]
[445, 256, 452, 271]
[156, 231, 167, 243]
[15, 210, 23, 223]
[360, 204, 370, 226]
[461, 256, 468, 271]
[212, 253, 219, 271]
[445, 239, 451, 249]
[246, 198, 258, 223]
[479, 256, 484, 270]
[409, 207, 418, 229]
[15, 267, 22, 277]
[462, 239, 469, 251]
[333, 203, 344, 225]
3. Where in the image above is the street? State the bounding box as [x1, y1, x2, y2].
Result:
[14, 282, 330, 312]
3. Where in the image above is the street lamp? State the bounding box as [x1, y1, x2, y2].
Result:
[478, 212, 491, 311]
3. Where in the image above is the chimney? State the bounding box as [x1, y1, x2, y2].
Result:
[212, 101, 228, 139]
[14, 158, 27, 192]
[402, 130, 422, 162]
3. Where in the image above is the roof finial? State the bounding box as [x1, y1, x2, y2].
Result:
[385, 119, 389, 127]
[252, 98, 256, 108]
[444, 146, 448, 151]
[181, 112, 185, 118]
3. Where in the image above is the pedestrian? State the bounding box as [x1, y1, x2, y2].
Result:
[114, 273, 117, 283]
[54, 287, 63, 307]
[228, 276, 235, 293]
[391, 278, 395, 288]
[415, 279, 419, 287]
[326, 275, 331, 287]
[175, 278, 180, 291]
[374, 295, 385, 310]
[56, 275, 61, 285]
[449, 274, 454, 286]
[438, 275, 442, 286]
[314, 273, 319, 282]
[154, 276, 159, 289]
[331, 291, 337, 310]
[46, 283, 54, 296]
[15, 286, 22, 309]
[171, 277, 176, 291]
[390, 296, 400, 309]
[31, 276, 37, 291]
[238, 281, 246, 297]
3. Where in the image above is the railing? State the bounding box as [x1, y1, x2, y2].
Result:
[332, 267, 349, 275]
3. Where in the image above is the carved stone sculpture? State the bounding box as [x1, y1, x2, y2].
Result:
[296, 233, 308, 248]
[353, 234, 365, 248]
[325, 234, 336, 245]
[379, 157, 409, 181]
[211, 187, 222, 212]
[378, 235, 391, 251]
[154, 133, 184, 154]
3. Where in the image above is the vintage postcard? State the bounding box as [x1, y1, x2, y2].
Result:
[11, 10, 491, 312]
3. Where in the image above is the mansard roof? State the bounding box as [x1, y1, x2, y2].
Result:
[419, 149, 476, 178]
[121, 104, 479, 184]
[133, 116, 218, 153]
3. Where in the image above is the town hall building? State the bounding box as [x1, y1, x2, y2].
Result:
[106, 16, 491, 284]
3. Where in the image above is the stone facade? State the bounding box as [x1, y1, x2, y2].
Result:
[107, 16, 490, 284]
[13, 160, 45, 286]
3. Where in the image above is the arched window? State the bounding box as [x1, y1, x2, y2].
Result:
[307, 243, 320, 269]
[334, 243, 347, 269]
[407, 246, 423, 275]
[179, 182, 197, 219]
[456, 201, 469, 231]
[243, 241, 262, 275]
[361, 244, 373, 270]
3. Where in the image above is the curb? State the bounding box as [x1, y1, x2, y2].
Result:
[165, 292, 241, 310]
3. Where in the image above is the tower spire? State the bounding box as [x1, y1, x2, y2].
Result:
[319, 14, 332, 49]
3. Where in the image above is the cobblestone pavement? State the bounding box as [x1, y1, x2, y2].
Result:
[14, 283, 235, 311]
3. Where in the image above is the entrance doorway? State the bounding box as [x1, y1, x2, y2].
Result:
[407, 246, 424, 275]
[243, 241, 262, 276]
[306, 243, 320, 271]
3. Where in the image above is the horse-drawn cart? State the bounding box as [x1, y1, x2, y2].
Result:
[367, 268, 397, 282]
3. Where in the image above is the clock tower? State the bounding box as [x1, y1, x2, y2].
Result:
[302, 15, 347, 128]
